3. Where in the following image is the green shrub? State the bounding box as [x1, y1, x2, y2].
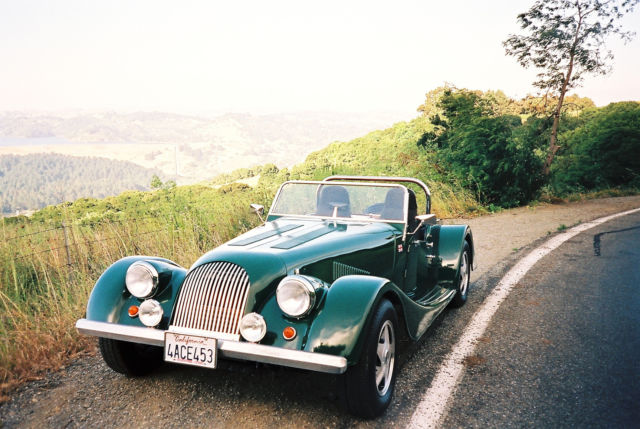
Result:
[431, 89, 544, 207]
[552, 102, 640, 193]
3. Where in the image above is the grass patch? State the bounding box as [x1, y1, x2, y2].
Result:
[0, 200, 260, 401]
[538, 187, 640, 205]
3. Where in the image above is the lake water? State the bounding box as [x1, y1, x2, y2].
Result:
[0, 136, 136, 146]
[0, 136, 75, 146]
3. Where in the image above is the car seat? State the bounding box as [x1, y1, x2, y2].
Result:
[316, 186, 351, 217]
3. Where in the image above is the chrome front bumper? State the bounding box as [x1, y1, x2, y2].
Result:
[76, 319, 347, 374]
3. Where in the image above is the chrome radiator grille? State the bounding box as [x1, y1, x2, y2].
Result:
[171, 262, 250, 339]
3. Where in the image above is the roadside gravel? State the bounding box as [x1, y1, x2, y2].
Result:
[2, 195, 639, 429]
[443, 195, 640, 277]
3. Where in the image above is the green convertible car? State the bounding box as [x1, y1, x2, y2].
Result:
[76, 175, 474, 418]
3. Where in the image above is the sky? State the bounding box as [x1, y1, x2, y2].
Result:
[1, 0, 639, 119]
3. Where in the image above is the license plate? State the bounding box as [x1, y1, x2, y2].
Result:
[164, 332, 217, 369]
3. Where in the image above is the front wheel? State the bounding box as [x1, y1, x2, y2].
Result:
[450, 241, 471, 308]
[342, 299, 398, 419]
[99, 337, 163, 376]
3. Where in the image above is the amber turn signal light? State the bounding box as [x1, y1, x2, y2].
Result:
[283, 326, 296, 341]
[128, 305, 139, 317]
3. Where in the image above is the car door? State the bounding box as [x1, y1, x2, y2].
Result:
[403, 225, 442, 302]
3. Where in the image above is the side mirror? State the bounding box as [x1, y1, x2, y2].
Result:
[415, 214, 436, 223]
[411, 214, 437, 235]
[250, 203, 265, 222]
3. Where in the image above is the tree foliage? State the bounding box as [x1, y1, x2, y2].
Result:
[503, 0, 638, 175]
[552, 101, 640, 192]
[426, 89, 544, 207]
[0, 154, 161, 214]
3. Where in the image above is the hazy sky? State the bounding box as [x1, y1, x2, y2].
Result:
[1, 0, 639, 118]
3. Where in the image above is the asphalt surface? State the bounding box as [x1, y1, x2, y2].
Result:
[441, 211, 640, 428]
[1, 206, 639, 428]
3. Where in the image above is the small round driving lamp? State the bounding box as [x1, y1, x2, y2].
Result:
[276, 275, 317, 318]
[125, 261, 159, 298]
[240, 313, 267, 343]
[138, 299, 163, 327]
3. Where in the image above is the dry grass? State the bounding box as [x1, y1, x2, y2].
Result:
[427, 179, 484, 219]
[463, 355, 487, 367]
[0, 213, 242, 402]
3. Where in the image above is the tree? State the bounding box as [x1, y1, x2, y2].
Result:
[431, 89, 544, 207]
[150, 174, 163, 189]
[552, 101, 640, 192]
[417, 84, 455, 119]
[503, 0, 638, 176]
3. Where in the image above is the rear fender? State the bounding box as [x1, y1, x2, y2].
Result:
[428, 225, 474, 287]
[86, 256, 186, 329]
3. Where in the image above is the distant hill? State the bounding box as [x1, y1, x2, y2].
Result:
[0, 111, 408, 183]
[0, 153, 160, 213]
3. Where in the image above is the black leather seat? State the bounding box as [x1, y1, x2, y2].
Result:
[380, 187, 405, 221]
[316, 186, 351, 217]
[407, 189, 418, 231]
[380, 188, 418, 228]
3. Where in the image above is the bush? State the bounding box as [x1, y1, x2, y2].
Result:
[432, 89, 544, 207]
[552, 102, 640, 193]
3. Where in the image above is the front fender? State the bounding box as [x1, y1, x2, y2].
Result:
[86, 256, 187, 329]
[304, 275, 400, 365]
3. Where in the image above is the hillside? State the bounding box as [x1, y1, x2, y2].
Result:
[0, 111, 406, 183]
[1, 94, 639, 400]
[0, 153, 161, 214]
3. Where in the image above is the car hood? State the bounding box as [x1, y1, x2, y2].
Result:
[187, 217, 400, 309]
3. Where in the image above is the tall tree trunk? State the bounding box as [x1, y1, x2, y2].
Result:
[542, 60, 575, 175]
[543, 86, 567, 176]
[543, 5, 584, 176]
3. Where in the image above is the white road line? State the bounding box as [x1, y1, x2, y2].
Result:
[408, 207, 640, 429]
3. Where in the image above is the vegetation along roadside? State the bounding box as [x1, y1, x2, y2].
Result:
[1, 88, 639, 401]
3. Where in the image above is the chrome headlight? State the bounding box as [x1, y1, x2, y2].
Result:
[276, 275, 319, 318]
[125, 261, 159, 298]
[139, 299, 163, 327]
[240, 312, 267, 342]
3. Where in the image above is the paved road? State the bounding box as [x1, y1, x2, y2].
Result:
[2, 207, 639, 428]
[441, 211, 640, 428]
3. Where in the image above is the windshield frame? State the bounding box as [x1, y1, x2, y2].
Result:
[267, 180, 409, 228]
[323, 175, 431, 214]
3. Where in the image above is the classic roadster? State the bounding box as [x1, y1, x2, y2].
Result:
[76, 176, 473, 418]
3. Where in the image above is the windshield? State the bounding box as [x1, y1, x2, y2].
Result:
[269, 182, 407, 222]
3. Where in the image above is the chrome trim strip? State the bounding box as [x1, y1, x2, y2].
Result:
[76, 319, 348, 374]
[266, 213, 406, 225]
[76, 318, 165, 346]
[168, 325, 239, 341]
[323, 175, 431, 197]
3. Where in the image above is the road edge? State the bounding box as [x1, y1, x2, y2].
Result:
[408, 206, 640, 429]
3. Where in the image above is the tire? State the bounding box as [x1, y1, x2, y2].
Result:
[99, 337, 163, 376]
[343, 299, 398, 419]
[450, 241, 471, 308]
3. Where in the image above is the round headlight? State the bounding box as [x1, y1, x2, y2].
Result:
[239, 313, 267, 343]
[126, 261, 159, 298]
[276, 275, 317, 318]
[139, 299, 163, 327]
